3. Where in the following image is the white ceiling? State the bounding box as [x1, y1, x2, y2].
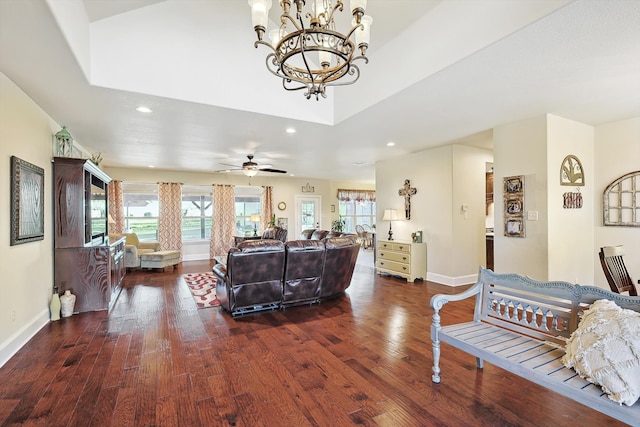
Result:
[1, 0, 639, 183]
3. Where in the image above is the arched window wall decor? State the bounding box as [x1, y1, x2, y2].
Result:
[603, 170, 640, 227]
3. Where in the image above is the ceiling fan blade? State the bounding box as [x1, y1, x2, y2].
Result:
[259, 168, 287, 174]
[213, 167, 242, 173]
[220, 162, 241, 168]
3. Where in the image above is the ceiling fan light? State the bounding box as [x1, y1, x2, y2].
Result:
[243, 167, 258, 177]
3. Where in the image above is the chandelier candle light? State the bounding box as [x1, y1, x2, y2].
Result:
[249, 0, 373, 100]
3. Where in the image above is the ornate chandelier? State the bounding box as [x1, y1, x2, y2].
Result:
[248, 0, 372, 100]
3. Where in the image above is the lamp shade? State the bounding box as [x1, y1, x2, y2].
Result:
[382, 209, 398, 221]
[250, 214, 261, 223]
[108, 214, 116, 225]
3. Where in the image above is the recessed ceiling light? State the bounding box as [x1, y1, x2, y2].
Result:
[136, 106, 152, 113]
[387, 141, 395, 147]
[286, 127, 296, 134]
[353, 161, 367, 166]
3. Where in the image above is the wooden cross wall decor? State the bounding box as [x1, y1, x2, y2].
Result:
[398, 179, 417, 220]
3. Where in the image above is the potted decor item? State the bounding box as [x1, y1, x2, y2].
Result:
[60, 290, 76, 317]
[331, 216, 346, 232]
[50, 287, 61, 321]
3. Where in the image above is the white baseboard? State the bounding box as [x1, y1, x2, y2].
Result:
[0, 309, 49, 368]
[427, 272, 477, 287]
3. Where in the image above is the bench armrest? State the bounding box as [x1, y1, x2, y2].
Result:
[429, 280, 483, 313]
[430, 280, 483, 383]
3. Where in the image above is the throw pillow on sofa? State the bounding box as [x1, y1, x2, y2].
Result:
[562, 299, 640, 406]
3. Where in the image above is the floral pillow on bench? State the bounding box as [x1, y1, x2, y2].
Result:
[562, 299, 640, 406]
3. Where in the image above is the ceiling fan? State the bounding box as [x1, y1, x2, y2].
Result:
[216, 155, 287, 177]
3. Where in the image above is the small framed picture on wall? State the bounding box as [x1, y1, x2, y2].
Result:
[503, 175, 525, 238]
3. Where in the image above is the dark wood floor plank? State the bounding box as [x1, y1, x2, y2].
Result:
[172, 373, 200, 426]
[87, 384, 119, 427]
[110, 367, 139, 427]
[154, 393, 178, 427]
[103, 333, 132, 388]
[0, 258, 629, 426]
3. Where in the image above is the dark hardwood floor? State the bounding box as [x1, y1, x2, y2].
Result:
[0, 256, 627, 426]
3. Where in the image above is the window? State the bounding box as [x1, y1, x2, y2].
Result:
[339, 200, 376, 232]
[337, 189, 376, 233]
[235, 186, 262, 236]
[122, 182, 159, 241]
[182, 186, 213, 240]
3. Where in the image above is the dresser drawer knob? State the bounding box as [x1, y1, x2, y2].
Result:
[402, 257, 407, 261]
[402, 266, 407, 271]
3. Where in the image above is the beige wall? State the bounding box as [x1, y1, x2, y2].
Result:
[594, 117, 640, 289]
[376, 144, 493, 285]
[547, 115, 595, 284]
[0, 73, 57, 365]
[493, 115, 549, 280]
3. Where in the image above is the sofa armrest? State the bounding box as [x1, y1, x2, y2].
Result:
[124, 245, 139, 268]
[138, 242, 161, 252]
[212, 263, 227, 281]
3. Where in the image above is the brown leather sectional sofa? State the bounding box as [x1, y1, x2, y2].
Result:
[212, 232, 359, 316]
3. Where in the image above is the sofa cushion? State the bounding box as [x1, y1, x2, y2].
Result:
[311, 229, 328, 240]
[562, 299, 640, 406]
[299, 229, 315, 240]
[283, 240, 325, 305]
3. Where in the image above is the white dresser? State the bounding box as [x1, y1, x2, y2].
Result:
[376, 240, 427, 283]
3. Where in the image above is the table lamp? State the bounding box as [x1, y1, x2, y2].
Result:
[382, 209, 398, 241]
[250, 214, 261, 236]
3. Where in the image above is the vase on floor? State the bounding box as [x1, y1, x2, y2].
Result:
[60, 290, 76, 317]
[50, 288, 61, 321]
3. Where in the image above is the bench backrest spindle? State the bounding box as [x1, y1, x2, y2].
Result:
[476, 268, 640, 346]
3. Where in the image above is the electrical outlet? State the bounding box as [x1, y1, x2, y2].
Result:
[11, 310, 16, 323]
[527, 211, 538, 221]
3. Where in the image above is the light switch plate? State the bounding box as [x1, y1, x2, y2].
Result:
[527, 211, 538, 221]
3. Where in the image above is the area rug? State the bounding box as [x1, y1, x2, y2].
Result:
[182, 272, 221, 309]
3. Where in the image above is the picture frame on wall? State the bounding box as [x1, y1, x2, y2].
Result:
[504, 175, 523, 193]
[10, 156, 45, 245]
[505, 196, 523, 215]
[504, 218, 525, 237]
[503, 175, 525, 238]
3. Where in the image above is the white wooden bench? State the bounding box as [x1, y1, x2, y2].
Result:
[430, 267, 640, 425]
